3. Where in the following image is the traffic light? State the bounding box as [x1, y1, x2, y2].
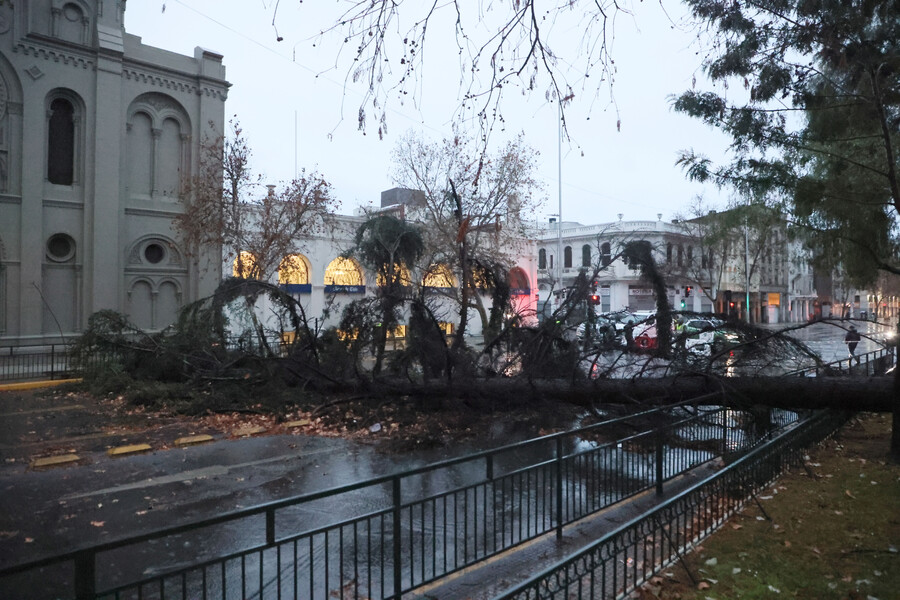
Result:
[680, 299, 686, 308]
[590, 294, 601, 305]
[685, 286, 692, 297]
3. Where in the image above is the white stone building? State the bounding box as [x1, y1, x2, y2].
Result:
[536, 213, 894, 325]
[536, 218, 711, 318]
[228, 189, 538, 339]
[0, 1, 228, 344]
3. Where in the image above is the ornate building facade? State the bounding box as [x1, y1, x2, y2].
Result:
[0, 1, 228, 343]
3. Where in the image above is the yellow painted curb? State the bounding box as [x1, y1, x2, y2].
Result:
[284, 419, 311, 428]
[174, 434, 214, 447]
[233, 426, 267, 437]
[31, 454, 80, 469]
[107, 443, 152, 457]
[0, 379, 82, 392]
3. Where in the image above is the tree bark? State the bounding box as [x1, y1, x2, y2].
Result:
[362, 375, 898, 413]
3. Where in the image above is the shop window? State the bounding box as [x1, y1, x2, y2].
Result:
[233, 251, 259, 279]
[324, 257, 363, 286]
[423, 263, 456, 288]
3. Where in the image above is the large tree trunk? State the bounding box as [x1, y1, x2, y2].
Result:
[364, 375, 898, 412]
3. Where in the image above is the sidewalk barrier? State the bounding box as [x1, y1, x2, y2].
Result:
[1, 396, 812, 600]
[492, 409, 848, 600]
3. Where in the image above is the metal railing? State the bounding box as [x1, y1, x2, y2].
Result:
[784, 347, 895, 377]
[492, 409, 848, 599]
[1, 397, 806, 600]
[0, 344, 76, 382]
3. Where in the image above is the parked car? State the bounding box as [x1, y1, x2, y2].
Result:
[633, 323, 658, 351]
[679, 318, 739, 352]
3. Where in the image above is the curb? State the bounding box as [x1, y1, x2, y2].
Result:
[0, 379, 82, 392]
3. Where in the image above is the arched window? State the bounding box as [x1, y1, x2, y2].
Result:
[423, 263, 456, 288]
[563, 246, 572, 269]
[126, 93, 190, 200]
[677, 245, 684, 267]
[666, 243, 673, 264]
[582, 244, 591, 268]
[278, 254, 310, 284]
[687, 246, 693, 266]
[601, 242, 611, 267]
[233, 251, 259, 279]
[538, 248, 547, 270]
[324, 257, 363, 286]
[376, 263, 412, 287]
[48, 98, 75, 185]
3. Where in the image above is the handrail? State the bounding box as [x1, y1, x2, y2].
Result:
[491, 409, 846, 599]
[784, 347, 895, 377]
[0, 397, 718, 578]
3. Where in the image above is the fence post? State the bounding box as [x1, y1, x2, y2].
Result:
[74, 551, 95, 600]
[555, 436, 564, 539]
[392, 476, 402, 599]
[50, 345, 56, 380]
[266, 508, 275, 545]
[655, 429, 665, 496]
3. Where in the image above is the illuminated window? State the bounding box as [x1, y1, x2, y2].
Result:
[438, 322, 454, 336]
[233, 251, 259, 279]
[278, 254, 310, 284]
[376, 263, 412, 287]
[324, 257, 363, 286]
[423, 263, 456, 288]
[470, 264, 492, 289]
[386, 325, 407, 339]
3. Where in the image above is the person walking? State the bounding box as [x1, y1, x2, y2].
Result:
[844, 325, 861, 363]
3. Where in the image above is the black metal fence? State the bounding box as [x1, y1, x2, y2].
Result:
[785, 347, 895, 377]
[492, 409, 848, 599]
[1, 397, 810, 600]
[0, 344, 77, 382]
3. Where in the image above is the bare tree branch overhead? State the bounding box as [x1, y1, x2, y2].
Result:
[300, 1, 629, 142]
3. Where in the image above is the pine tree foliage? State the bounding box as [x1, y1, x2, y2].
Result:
[674, 0, 900, 288]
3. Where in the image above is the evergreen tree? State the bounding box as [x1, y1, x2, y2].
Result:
[673, 0, 900, 459]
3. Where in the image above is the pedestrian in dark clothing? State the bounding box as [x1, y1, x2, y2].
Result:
[845, 325, 861, 362]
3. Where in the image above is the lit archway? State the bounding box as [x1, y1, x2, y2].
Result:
[376, 263, 412, 287]
[324, 257, 364, 286]
[508, 267, 530, 295]
[279, 254, 310, 284]
[233, 251, 259, 279]
[423, 263, 456, 288]
[279, 254, 311, 293]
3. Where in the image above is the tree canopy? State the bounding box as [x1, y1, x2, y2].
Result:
[673, 0, 900, 289]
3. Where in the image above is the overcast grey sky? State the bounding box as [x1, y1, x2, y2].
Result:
[126, 1, 733, 225]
